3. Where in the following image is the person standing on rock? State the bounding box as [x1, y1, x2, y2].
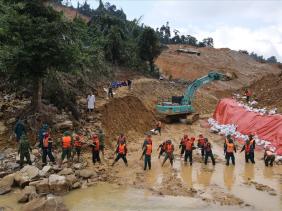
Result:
[60, 131, 72, 166]
[98, 129, 105, 158]
[42, 132, 56, 166]
[224, 136, 236, 166]
[87, 92, 95, 112]
[179, 134, 188, 158]
[264, 146, 275, 167]
[240, 135, 255, 164]
[157, 140, 167, 159]
[204, 138, 215, 165]
[112, 142, 128, 166]
[18, 134, 32, 167]
[73, 131, 84, 162]
[14, 117, 26, 142]
[91, 134, 101, 164]
[162, 140, 174, 167]
[143, 141, 152, 170]
[197, 134, 206, 159]
[184, 137, 195, 166]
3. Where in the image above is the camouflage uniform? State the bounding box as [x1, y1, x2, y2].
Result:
[18, 135, 32, 167]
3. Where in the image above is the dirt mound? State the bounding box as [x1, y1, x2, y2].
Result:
[100, 96, 155, 143]
[156, 45, 281, 91]
[249, 72, 282, 112]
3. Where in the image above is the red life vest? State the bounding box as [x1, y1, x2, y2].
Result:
[166, 144, 173, 153]
[185, 140, 193, 151]
[62, 136, 71, 149]
[198, 138, 205, 146]
[146, 144, 152, 155]
[245, 140, 254, 153]
[74, 135, 82, 147]
[43, 137, 49, 148]
[93, 138, 100, 151]
[118, 144, 126, 154]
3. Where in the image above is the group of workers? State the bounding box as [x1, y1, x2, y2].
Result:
[15, 117, 277, 169]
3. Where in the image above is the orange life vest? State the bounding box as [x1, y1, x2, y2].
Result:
[118, 144, 126, 154]
[185, 140, 193, 151]
[166, 144, 173, 153]
[62, 136, 71, 149]
[93, 138, 100, 151]
[43, 137, 49, 148]
[226, 143, 234, 153]
[198, 138, 205, 146]
[74, 136, 82, 147]
[146, 144, 152, 155]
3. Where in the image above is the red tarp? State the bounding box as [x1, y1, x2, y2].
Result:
[213, 98, 282, 155]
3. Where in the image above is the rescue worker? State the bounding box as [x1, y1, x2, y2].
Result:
[154, 121, 162, 136]
[18, 134, 32, 167]
[73, 131, 84, 162]
[42, 132, 55, 166]
[162, 140, 174, 167]
[157, 140, 166, 159]
[112, 142, 128, 166]
[61, 131, 72, 166]
[264, 146, 275, 167]
[14, 117, 26, 142]
[38, 123, 48, 148]
[244, 89, 252, 103]
[141, 135, 153, 159]
[240, 135, 255, 164]
[117, 133, 126, 146]
[92, 134, 101, 164]
[204, 138, 215, 165]
[98, 129, 105, 157]
[179, 135, 188, 158]
[224, 136, 236, 166]
[184, 137, 195, 166]
[197, 134, 206, 159]
[143, 141, 152, 170]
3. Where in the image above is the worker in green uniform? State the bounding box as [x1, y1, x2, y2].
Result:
[98, 129, 105, 157]
[18, 134, 32, 167]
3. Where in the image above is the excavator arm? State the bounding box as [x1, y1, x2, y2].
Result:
[181, 72, 230, 105]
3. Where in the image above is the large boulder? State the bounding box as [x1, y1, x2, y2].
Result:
[5, 162, 20, 170]
[39, 166, 52, 177]
[14, 172, 30, 188]
[58, 168, 73, 176]
[65, 174, 77, 186]
[22, 196, 68, 211]
[30, 179, 50, 194]
[17, 185, 38, 203]
[79, 169, 94, 179]
[20, 165, 39, 179]
[0, 173, 15, 195]
[48, 174, 69, 195]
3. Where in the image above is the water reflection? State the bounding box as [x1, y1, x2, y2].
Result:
[197, 165, 214, 187]
[180, 163, 193, 188]
[263, 167, 274, 179]
[224, 166, 235, 190]
[243, 163, 255, 182]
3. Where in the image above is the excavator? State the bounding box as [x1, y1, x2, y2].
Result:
[155, 71, 231, 123]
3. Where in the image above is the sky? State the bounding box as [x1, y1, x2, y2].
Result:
[70, 0, 282, 61]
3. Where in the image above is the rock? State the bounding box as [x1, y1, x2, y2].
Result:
[55, 120, 73, 130]
[32, 149, 40, 157]
[58, 168, 73, 176]
[5, 162, 20, 170]
[16, 154, 36, 163]
[14, 172, 30, 188]
[0, 122, 8, 135]
[0, 173, 15, 195]
[48, 174, 69, 195]
[52, 165, 63, 173]
[72, 182, 81, 189]
[73, 163, 82, 170]
[65, 174, 77, 185]
[3, 148, 14, 155]
[39, 166, 52, 177]
[18, 186, 37, 203]
[79, 169, 94, 179]
[0, 206, 13, 211]
[32, 179, 50, 194]
[6, 118, 16, 125]
[22, 196, 68, 211]
[0, 172, 10, 179]
[20, 165, 39, 179]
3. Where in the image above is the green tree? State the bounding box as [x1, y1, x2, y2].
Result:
[0, 0, 83, 111]
[138, 27, 161, 72]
